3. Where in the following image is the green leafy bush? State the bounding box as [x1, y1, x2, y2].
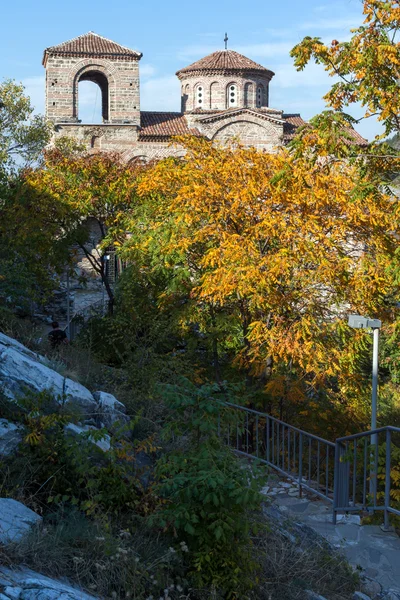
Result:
[152, 379, 264, 597]
[1, 389, 153, 518]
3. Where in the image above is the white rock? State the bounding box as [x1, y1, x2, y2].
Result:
[0, 333, 45, 362]
[0, 419, 23, 456]
[353, 592, 372, 600]
[93, 391, 129, 429]
[64, 423, 111, 452]
[383, 590, 400, 600]
[280, 482, 292, 488]
[0, 333, 97, 416]
[0, 498, 42, 545]
[0, 566, 97, 600]
[3, 587, 23, 599]
[336, 514, 361, 526]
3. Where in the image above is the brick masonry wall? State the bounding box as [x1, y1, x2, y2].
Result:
[193, 113, 284, 150]
[179, 73, 272, 112]
[54, 124, 139, 151]
[46, 47, 284, 159]
[45, 55, 140, 125]
[53, 114, 284, 159]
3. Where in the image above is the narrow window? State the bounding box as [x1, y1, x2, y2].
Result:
[227, 83, 238, 108]
[195, 85, 203, 108]
[182, 83, 190, 112]
[257, 84, 265, 108]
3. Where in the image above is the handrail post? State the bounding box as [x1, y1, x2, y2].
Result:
[298, 432, 303, 498]
[333, 439, 350, 524]
[384, 428, 392, 531]
[333, 440, 340, 524]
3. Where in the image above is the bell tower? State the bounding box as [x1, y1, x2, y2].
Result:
[43, 32, 142, 148]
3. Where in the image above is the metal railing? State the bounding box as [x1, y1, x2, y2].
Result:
[220, 402, 335, 503]
[333, 426, 400, 529]
[219, 402, 400, 526]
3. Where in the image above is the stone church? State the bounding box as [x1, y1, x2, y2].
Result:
[42, 31, 365, 160]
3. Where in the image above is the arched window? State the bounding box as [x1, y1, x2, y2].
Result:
[77, 70, 109, 123]
[90, 135, 101, 149]
[210, 82, 219, 109]
[195, 84, 204, 108]
[227, 83, 238, 108]
[244, 82, 253, 108]
[182, 83, 190, 112]
[256, 84, 265, 108]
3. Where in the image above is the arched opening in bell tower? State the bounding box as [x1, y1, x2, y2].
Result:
[77, 70, 109, 123]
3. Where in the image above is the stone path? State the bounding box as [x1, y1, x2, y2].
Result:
[261, 477, 400, 599]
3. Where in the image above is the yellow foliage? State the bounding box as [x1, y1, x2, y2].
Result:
[126, 135, 399, 401]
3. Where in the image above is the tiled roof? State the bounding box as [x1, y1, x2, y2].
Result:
[343, 127, 368, 146]
[43, 32, 142, 65]
[176, 50, 274, 77]
[283, 114, 307, 141]
[282, 114, 368, 146]
[139, 112, 200, 140]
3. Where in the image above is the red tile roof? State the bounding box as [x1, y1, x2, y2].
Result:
[282, 114, 368, 146]
[139, 112, 200, 140]
[283, 114, 307, 141]
[43, 32, 142, 65]
[343, 127, 368, 146]
[176, 50, 274, 78]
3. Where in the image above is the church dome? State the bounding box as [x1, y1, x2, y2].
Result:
[176, 49, 274, 113]
[176, 50, 274, 78]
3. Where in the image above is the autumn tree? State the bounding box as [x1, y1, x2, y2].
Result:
[0, 80, 52, 178]
[121, 133, 399, 427]
[289, 0, 400, 427]
[0, 81, 55, 309]
[25, 149, 143, 313]
[290, 0, 400, 138]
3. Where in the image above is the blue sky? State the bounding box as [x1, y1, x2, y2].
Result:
[1, 0, 383, 140]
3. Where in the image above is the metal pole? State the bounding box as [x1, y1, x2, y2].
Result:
[66, 270, 71, 340]
[371, 327, 379, 445]
[384, 428, 391, 531]
[370, 327, 379, 497]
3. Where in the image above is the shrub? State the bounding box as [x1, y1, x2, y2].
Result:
[151, 379, 264, 597]
[1, 389, 154, 518]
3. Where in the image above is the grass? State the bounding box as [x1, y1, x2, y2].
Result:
[0, 507, 189, 600]
[254, 510, 359, 600]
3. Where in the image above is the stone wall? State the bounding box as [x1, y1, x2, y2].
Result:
[45, 55, 140, 125]
[179, 72, 272, 112]
[190, 110, 284, 151]
[54, 123, 139, 151]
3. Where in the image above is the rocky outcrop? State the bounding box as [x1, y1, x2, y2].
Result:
[0, 420, 23, 457]
[64, 423, 111, 452]
[0, 567, 97, 600]
[93, 391, 129, 430]
[0, 333, 96, 416]
[0, 499, 42, 545]
[0, 333, 127, 432]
